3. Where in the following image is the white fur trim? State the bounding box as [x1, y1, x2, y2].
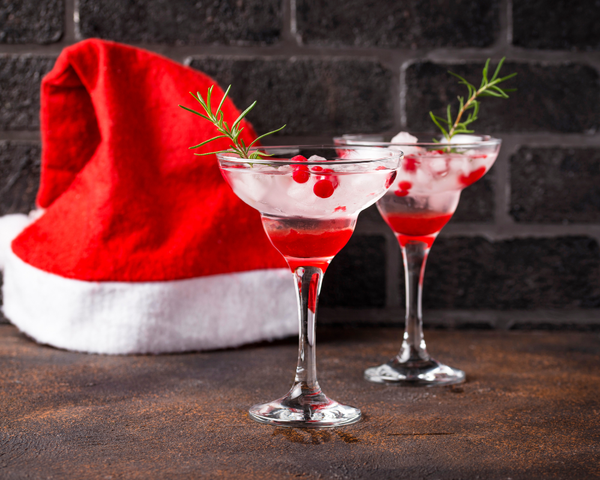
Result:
[3, 249, 298, 354]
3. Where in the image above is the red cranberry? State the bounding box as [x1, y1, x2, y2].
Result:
[291, 155, 307, 162]
[385, 171, 397, 188]
[403, 155, 418, 172]
[459, 167, 486, 187]
[320, 168, 339, 188]
[314, 180, 335, 198]
[292, 166, 310, 183]
[398, 181, 412, 191]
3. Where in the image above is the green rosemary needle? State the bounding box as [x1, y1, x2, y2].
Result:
[179, 85, 286, 159]
[429, 57, 517, 142]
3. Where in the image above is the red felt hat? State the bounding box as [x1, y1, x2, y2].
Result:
[0, 39, 296, 354]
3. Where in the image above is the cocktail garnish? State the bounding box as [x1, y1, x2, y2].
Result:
[179, 85, 286, 159]
[429, 57, 516, 142]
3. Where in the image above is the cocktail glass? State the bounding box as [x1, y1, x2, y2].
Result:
[335, 134, 501, 386]
[217, 146, 401, 427]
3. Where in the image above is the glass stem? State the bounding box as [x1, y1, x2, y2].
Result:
[292, 266, 323, 396]
[399, 240, 431, 363]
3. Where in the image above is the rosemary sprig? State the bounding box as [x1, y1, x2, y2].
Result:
[179, 85, 286, 159]
[429, 57, 516, 142]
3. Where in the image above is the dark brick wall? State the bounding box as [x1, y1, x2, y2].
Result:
[405, 62, 599, 134]
[321, 234, 387, 309]
[512, 0, 600, 51]
[188, 56, 394, 136]
[0, 56, 56, 130]
[0, 0, 64, 44]
[0, 141, 41, 215]
[77, 0, 282, 46]
[510, 147, 600, 224]
[295, 0, 500, 49]
[452, 167, 494, 223]
[1, 0, 599, 328]
[425, 236, 600, 310]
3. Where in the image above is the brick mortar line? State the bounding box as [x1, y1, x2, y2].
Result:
[179, 47, 600, 68]
[494, 136, 513, 229]
[424, 49, 600, 66]
[264, 134, 600, 145]
[0, 43, 599, 68]
[180, 52, 402, 67]
[439, 224, 600, 240]
[384, 229, 402, 309]
[4, 132, 597, 145]
[355, 209, 600, 243]
[399, 60, 410, 129]
[287, 0, 300, 46]
[0, 132, 41, 141]
[73, 0, 82, 41]
[498, 134, 600, 145]
[389, 56, 404, 134]
[1, 132, 599, 147]
[355, 220, 600, 242]
[504, 0, 513, 46]
[1, 132, 598, 144]
[65, 0, 76, 44]
[319, 307, 600, 329]
[280, 0, 297, 48]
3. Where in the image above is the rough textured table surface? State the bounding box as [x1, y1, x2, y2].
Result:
[1, 324, 599, 479]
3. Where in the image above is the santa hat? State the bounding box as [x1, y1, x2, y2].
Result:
[0, 39, 297, 354]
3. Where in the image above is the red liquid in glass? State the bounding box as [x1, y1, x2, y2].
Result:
[382, 211, 453, 248]
[384, 212, 453, 236]
[262, 217, 354, 272]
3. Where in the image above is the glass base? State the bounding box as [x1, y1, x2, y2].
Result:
[249, 385, 361, 428]
[364, 357, 465, 387]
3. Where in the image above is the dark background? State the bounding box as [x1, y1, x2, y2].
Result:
[1, 0, 599, 330]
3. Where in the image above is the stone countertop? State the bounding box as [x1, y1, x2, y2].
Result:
[1, 324, 599, 479]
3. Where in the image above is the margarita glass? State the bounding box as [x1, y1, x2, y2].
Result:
[217, 146, 401, 427]
[336, 134, 501, 386]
